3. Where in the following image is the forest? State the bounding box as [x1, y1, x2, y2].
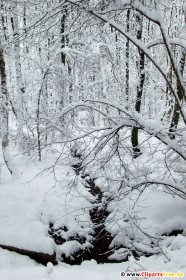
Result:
[0, 0, 186, 279]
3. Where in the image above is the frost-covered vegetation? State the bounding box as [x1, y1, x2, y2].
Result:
[0, 0, 186, 278]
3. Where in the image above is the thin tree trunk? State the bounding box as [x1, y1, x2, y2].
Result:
[0, 49, 12, 174]
[162, 63, 174, 124]
[60, 12, 66, 65]
[125, 9, 130, 108]
[36, 89, 42, 161]
[11, 0, 25, 147]
[169, 50, 185, 138]
[1, 2, 7, 41]
[131, 12, 145, 158]
[59, 6, 67, 123]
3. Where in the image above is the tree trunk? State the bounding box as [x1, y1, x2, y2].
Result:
[0, 49, 12, 175]
[169, 50, 185, 138]
[11, 0, 25, 147]
[131, 12, 145, 158]
[125, 9, 130, 108]
[59, 6, 67, 123]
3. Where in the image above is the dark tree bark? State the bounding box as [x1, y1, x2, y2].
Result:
[0, 244, 56, 265]
[59, 5, 67, 122]
[60, 8, 67, 65]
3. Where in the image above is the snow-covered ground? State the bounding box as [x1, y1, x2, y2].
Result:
[0, 248, 186, 280]
[0, 147, 186, 279]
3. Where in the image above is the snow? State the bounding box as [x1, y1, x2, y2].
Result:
[106, 187, 186, 241]
[0, 179, 54, 254]
[138, 189, 186, 236]
[58, 241, 83, 258]
[1, 0, 186, 278]
[0, 231, 55, 255]
[0, 248, 38, 269]
[1, 152, 186, 279]
[0, 248, 186, 280]
[1, 136, 186, 279]
[0, 149, 95, 259]
[46, 262, 54, 274]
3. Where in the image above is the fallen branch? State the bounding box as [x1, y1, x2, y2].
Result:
[0, 244, 56, 265]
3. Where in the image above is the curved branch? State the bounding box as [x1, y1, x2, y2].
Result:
[65, 0, 186, 125]
[57, 100, 186, 161]
[131, 180, 186, 199]
[83, 99, 186, 161]
[147, 39, 186, 50]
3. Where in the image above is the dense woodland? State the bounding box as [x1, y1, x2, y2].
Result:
[0, 0, 186, 266]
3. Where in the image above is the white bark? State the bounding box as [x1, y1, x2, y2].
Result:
[11, 0, 24, 147]
[0, 49, 12, 175]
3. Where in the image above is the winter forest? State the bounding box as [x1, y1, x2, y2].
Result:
[0, 0, 186, 279]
